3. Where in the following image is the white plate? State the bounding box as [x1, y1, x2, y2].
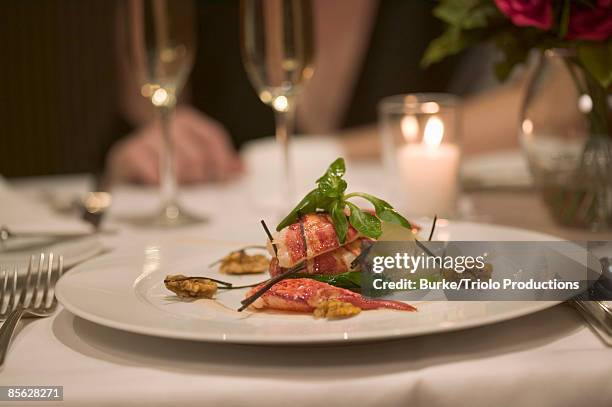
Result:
[56, 221, 561, 345]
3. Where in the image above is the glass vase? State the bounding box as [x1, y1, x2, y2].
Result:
[520, 49, 612, 230]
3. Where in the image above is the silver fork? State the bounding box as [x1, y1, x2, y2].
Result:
[0, 253, 63, 367]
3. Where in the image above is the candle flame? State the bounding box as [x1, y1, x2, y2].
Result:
[423, 116, 444, 147]
[400, 115, 419, 142]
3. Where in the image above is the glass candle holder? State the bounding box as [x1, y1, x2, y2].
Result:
[379, 93, 461, 218]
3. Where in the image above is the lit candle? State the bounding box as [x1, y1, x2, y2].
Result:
[396, 116, 460, 217]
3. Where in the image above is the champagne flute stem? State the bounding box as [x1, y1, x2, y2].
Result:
[159, 106, 178, 215]
[274, 104, 295, 203]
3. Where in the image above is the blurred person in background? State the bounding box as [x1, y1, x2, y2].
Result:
[0, 0, 525, 184]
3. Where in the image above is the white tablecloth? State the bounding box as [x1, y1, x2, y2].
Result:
[5, 305, 611, 407]
[1, 148, 612, 406]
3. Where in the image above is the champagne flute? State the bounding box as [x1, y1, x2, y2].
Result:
[240, 0, 315, 209]
[123, 0, 203, 227]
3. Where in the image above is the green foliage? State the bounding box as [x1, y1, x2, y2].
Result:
[276, 158, 411, 243]
[291, 271, 362, 291]
[421, 27, 477, 67]
[433, 0, 499, 29]
[422, 0, 612, 89]
[344, 192, 412, 229]
[330, 199, 349, 244]
[558, 0, 571, 39]
[577, 41, 612, 88]
[422, 0, 501, 67]
[493, 30, 533, 81]
[346, 202, 382, 240]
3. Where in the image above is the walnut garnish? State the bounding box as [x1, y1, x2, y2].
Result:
[219, 250, 269, 275]
[164, 274, 218, 299]
[313, 300, 361, 319]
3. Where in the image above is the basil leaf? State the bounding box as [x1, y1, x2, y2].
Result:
[347, 202, 382, 239]
[277, 158, 350, 232]
[316, 157, 345, 182]
[377, 208, 412, 229]
[318, 177, 346, 198]
[317, 158, 347, 198]
[276, 189, 320, 231]
[350, 192, 392, 209]
[346, 192, 412, 229]
[292, 271, 362, 290]
[276, 157, 408, 247]
[330, 200, 349, 244]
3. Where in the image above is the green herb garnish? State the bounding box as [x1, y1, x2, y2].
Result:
[291, 271, 362, 291]
[276, 158, 411, 243]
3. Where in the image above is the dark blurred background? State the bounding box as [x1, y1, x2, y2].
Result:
[0, 0, 462, 178]
[1, 1, 120, 177]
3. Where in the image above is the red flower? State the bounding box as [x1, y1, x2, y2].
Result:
[566, 0, 612, 41]
[495, 0, 553, 30]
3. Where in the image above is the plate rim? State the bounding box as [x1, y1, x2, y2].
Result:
[56, 221, 564, 345]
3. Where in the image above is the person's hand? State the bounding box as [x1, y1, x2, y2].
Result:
[106, 106, 242, 184]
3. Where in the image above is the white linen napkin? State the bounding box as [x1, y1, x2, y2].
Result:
[0, 176, 103, 271]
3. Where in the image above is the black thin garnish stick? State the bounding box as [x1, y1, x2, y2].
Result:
[164, 276, 233, 287]
[416, 236, 469, 275]
[428, 215, 438, 241]
[208, 245, 268, 268]
[350, 242, 373, 269]
[218, 280, 269, 289]
[260, 220, 278, 256]
[414, 239, 435, 258]
[239, 262, 304, 305]
[238, 262, 305, 312]
[350, 218, 437, 271]
[169, 277, 270, 290]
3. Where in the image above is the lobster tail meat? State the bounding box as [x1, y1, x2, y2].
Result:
[247, 278, 416, 313]
[269, 213, 360, 268]
[268, 238, 366, 277]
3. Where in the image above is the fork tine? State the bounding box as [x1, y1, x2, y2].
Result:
[34, 253, 47, 309]
[42, 253, 54, 309]
[48, 255, 63, 309]
[1, 253, 63, 316]
[8, 268, 18, 312]
[19, 255, 35, 308]
[58, 255, 64, 278]
[25, 253, 42, 308]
